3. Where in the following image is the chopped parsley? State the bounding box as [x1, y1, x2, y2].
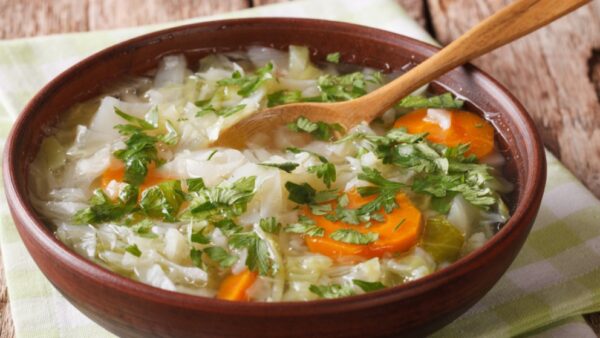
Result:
[285, 181, 316, 205]
[139, 180, 185, 222]
[112, 107, 178, 186]
[229, 231, 273, 276]
[287, 147, 337, 187]
[190, 248, 204, 268]
[206, 150, 218, 161]
[213, 218, 243, 237]
[73, 185, 138, 225]
[259, 217, 281, 234]
[182, 176, 257, 222]
[284, 216, 325, 237]
[309, 283, 354, 299]
[203, 246, 238, 268]
[326, 52, 341, 64]
[396, 93, 464, 109]
[287, 116, 345, 141]
[217, 62, 274, 97]
[352, 279, 385, 292]
[267, 90, 304, 107]
[259, 162, 299, 173]
[190, 229, 211, 244]
[125, 244, 142, 257]
[195, 100, 247, 118]
[329, 229, 378, 245]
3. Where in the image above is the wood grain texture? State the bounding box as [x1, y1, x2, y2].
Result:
[0, 0, 249, 39]
[0, 248, 14, 338]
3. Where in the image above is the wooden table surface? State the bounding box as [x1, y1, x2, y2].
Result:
[0, 0, 598, 337]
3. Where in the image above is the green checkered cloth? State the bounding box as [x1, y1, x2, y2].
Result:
[1, 0, 599, 337]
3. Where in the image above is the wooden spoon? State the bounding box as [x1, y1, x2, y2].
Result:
[213, 0, 589, 148]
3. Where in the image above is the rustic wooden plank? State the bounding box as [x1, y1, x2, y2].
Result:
[427, 1, 600, 333]
[0, 248, 14, 338]
[427, 0, 600, 198]
[0, 0, 249, 39]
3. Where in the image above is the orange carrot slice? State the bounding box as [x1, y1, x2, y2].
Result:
[304, 190, 422, 259]
[393, 108, 494, 158]
[217, 269, 258, 301]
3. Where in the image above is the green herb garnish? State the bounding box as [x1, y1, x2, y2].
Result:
[329, 229, 378, 245]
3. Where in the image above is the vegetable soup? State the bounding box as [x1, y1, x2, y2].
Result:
[29, 46, 513, 301]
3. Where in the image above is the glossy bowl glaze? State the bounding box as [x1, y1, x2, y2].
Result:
[2, 18, 546, 338]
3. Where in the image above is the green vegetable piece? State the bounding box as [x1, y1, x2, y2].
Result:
[420, 216, 465, 264]
[217, 62, 274, 97]
[326, 52, 341, 64]
[190, 248, 204, 268]
[285, 181, 316, 204]
[186, 177, 206, 192]
[229, 232, 273, 276]
[204, 246, 238, 268]
[352, 279, 385, 292]
[213, 218, 243, 237]
[73, 186, 138, 225]
[267, 90, 303, 107]
[307, 162, 336, 188]
[284, 216, 325, 237]
[287, 116, 344, 141]
[396, 93, 464, 109]
[309, 283, 354, 299]
[259, 217, 281, 234]
[329, 229, 378, 245]
[259, 162, 299, 173]
[191, 230, 211, 244]
[139, 180, 185, 222]
[125, 244, 142, 257]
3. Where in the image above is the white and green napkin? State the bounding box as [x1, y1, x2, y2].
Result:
[0, 0, 599, 337]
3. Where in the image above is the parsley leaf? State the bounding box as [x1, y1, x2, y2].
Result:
[183, 176, 256, 222]
[73, 186, 138, 224]
[213, 218, 243, 237]
[186, 177, 206, 192]
[284, 216, 325, 237]
[326, 52, 341, 64]
[317, 72, 367, 101]
[352, 279, 385, 292]
[329, 229, 378, 244]
[396, 93, 464, 109]
[309, 283, 354, 299]
[190, 248, 204, 268]
[259, 217, 281, 234]
[356, 167, 405, 215]
[287, 116, 345, 141]
[131, 219, 157, 238]
[113, 127, 159, 186]
[285, 181, 316, 204]
[267, 90, 303, 107]
[190, 229, 211, 244]
[307, 162, 336, 188]
[217, 62, 274, 97]
[229, 232, 273, 276]
[287, 147, 337, 187]
[259, 162, 299, 173]
[139, 180, 185, 222]
[125, 244, 142, 257]
[204, 246, 238, 268]
[195, 100, 246, 118]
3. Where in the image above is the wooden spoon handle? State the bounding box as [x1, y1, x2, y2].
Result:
[348, 0, 590, 120]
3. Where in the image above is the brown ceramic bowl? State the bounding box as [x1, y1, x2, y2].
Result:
[3, 18, 546, 338]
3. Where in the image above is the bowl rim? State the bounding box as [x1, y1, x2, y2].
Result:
[2, 17, 546, 316]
